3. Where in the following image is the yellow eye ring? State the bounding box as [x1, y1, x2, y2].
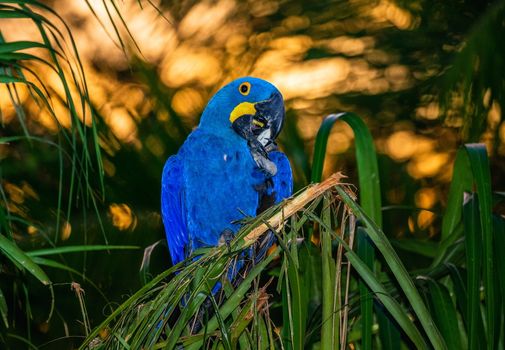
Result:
[239, 82, 251, 96]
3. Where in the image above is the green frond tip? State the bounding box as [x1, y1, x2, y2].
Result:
[0, 234, 51, 286]
[81, 173, 353, 349]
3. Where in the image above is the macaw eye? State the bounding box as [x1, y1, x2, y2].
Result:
[239, 82, 251, 96]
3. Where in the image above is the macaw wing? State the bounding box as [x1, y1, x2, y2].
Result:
[161, 155, 188, 266]
[269, 151, 293, 203]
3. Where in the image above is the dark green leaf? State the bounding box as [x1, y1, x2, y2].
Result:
[426, 280, 462, 350]
[0, 234, 50, 285]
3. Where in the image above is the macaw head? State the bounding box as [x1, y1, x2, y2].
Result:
[199, 77, 285, 154]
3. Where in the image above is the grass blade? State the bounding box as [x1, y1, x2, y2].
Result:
[26, 245, 139, 257]
[336, 187, 447, 350]
[312, 113, 397, 349]
[0, 40, 46, 53]
[440, 149, 473, 241]
[0, 234, 50, 285]
[286, 232, 307, 349]
[493, 215, 505, 346]
[186, 247, 281, 350]
[356, 228, 373, 349]
[446, 264, 468, 325]
[463, 194, 485, 349]
[463, 144, 494, 348]
[345, 250, 427, 349]
[320, 195, 337, 350]
[426, 279, 462, 350]
[0, 287, 7, 327]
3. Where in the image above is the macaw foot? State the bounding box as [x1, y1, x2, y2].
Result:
[218, 228, 235, 251]
[190, 297, 214, 334]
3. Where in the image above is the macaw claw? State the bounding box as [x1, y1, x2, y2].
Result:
[218, 228, 235, 251]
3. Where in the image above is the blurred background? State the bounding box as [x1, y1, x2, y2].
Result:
[1, 0, 504, 348]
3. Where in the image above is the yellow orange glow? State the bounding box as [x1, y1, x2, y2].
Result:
[385, 129, 436, 163]
[103, 107, 138, 144]
[369, 0, 417, 30]
[416, 102, 440, 120]
[499, 122, 505, 143]
[417, 210, 435, 230]
[178, 0, 235, 40]
[160, 46, 222, 87]
[61, 221, 72, 241]
[325, 36, 374, 56]
[407, 152, 450, 179]
[415, 187, 437, 209]
[295, 115, 323, 140]
[4, 182, 25, 204]
[270, 36, 313, 56]
[171, 88, 205, 118]
[327, 131, 352, 154]
[386, 131, 416, 161]
[0, 84, 28, 124]
[108, 203, 136, 231]
[267, 58, 350, 99]
[408, 216, 415, 233]
[488, 102, 502, 128]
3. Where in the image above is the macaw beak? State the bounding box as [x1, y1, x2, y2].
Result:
[230, 91, 285, 152]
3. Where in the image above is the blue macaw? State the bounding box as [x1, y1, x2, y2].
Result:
[161, 77, 293, 270]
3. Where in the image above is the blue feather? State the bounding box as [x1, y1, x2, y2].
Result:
[161, 155, 187, 265]
[161, 77, 293, 274]
[269, 151, 293, 203]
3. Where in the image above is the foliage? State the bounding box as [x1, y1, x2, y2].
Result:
[1, 0, 505, 349]
[74, 113, 504, 350]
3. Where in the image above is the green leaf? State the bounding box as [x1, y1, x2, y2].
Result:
[494, 215, 505, 296]
[320, 195, 338, 350]
[464, 144, 494, 349]
[376, 311, 401, 350]
[446, 264, 469, 326]
[186, 247, 281, 350]
[312, 113, 392, 349]
[426, 280, 463, 350]
[0, 10, 30, 19]
[229, 295, 255, 345]
[336, 188, 447, 350]
[79, 264, 182, 349]
[345, 250, 427, 349]
[0, 287, 8, 328]
[440, 146, 473, 241]
[26, 245, 139, 257]
[463, 194, 485, 349]
[0, 40, 46, 53]
[356, 228, 374, 349]
[0, 234, 50, 285]
[286, 232, 308, 350]
[306, 208, 427, 348]
[493, 215, 505, 345]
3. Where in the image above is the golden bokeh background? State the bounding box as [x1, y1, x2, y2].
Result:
[2, 0, 504, 241]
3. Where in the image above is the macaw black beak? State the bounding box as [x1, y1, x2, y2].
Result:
[231, 91, 285, 151]
[230, 91, 284, 176]
[254, 91, 284, 142]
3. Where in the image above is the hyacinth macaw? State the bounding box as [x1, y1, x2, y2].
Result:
[161, 77, 293, 269]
